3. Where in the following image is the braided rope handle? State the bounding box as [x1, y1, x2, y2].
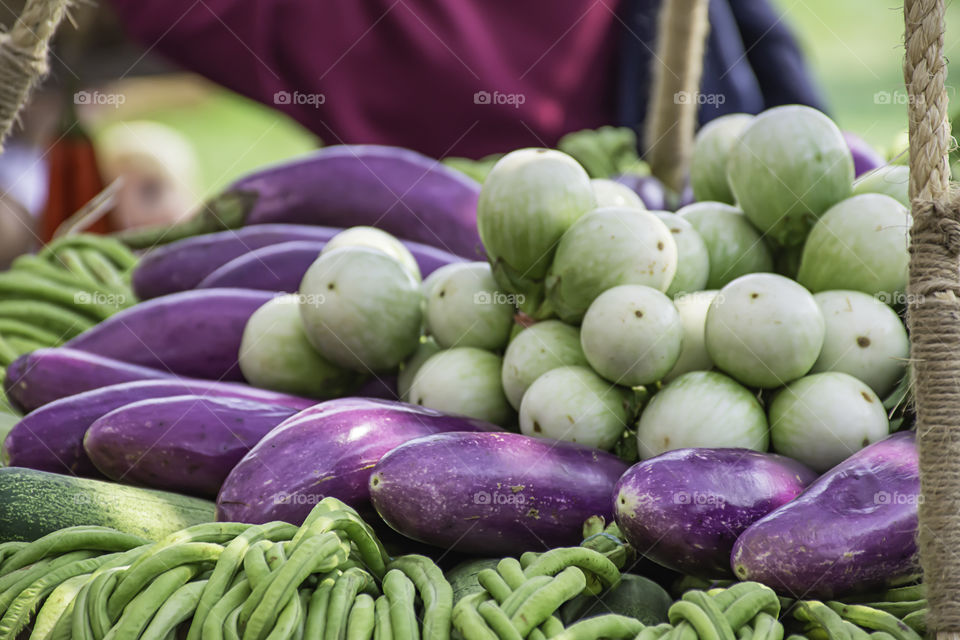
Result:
[0, 0, 72, 151]
[642, 0, 711, 193]
[903, 0, 960, 632]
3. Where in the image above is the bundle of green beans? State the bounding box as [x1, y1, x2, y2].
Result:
[790, 584, 926, 640]
[0, 234, 138, 371]
[0, 497, 448, 640]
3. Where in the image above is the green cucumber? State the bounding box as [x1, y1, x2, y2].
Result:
[0, 467, 215, 543]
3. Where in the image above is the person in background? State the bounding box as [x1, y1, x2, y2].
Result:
[95, 120, 200, 231]
[107, 0, 824, 159]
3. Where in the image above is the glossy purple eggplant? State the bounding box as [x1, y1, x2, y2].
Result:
[84, 395, 298, 496]
[120, 146, 484, 259]
[3, 348, 172, 413]
[131, 224, 341, 299]
[3, 379, 314, 477]
[65, 288, 275, 381]
[369, 431, 630, 555]
[238, 146, 483, 257]
[197, 239, 466, 292]
[731, 431, 920, 597]
[216, 398, 501, 525]
[613, 448, 817, 578]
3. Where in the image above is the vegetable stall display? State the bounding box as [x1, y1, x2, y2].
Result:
[0, 0, 955, 635]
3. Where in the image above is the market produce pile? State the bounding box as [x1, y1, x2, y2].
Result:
[0, 498, 929, 640]
[0, 105, 925, 638]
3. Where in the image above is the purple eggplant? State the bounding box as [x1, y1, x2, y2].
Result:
[216, 398, 501, 524]
[131, 224, 341, 299]
[731, 431, 920, 598]
[84, 395, 298, 496]
[612, 174, 667, 211]
[369, 431, 630, 555]
[196, 241, 325, 292]
[614, 448, 817, 578]
[3, 379, 314, 477]
[843, 131, 886, 178]
[65, 288, 275, 381]
[197, 239, 466, 292]
[3, 348, 172, 413]
[119, 145, 484, 259]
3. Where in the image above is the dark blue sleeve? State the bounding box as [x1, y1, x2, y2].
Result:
[726, 0, 828, 112]
[616, 0, 826, 133]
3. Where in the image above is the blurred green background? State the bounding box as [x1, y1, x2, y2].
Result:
[779, 0, 960, 150]
[124, 0, 960, 198]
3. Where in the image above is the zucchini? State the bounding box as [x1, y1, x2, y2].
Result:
[445, 559, 501, 604]
[560, 573, 673, 626]
[0, 468, 215, 543]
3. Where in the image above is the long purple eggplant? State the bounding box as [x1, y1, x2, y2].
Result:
[216, 398, 501, 524]
[614, 448, 817, 578]
[118, 145, 484, 258]
[3, 348, 173, 413]
[3, 379, 314, 477]
[196, 241, 325, 292]
[85, 395, 298, 496]
[731, 431, 920, 597]
[369, 431, 629, 555]
[65, 288, 275, 381]
[131, 225, 341, 299]
[198, 239, 467, 292]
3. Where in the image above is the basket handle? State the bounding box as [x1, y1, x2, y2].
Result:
[0, 0, 72, 151]
[642, 0, 711, 194]
[903, 0, 960, 632]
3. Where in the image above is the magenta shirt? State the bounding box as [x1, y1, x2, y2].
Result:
[110, 0, 620, 158]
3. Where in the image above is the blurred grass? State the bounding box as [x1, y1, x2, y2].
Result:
[775, 0, 960, 152]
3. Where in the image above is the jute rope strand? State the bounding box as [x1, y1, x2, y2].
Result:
[0, 0, 72, 151]
[642, 0, 710, 194]
[903, 0, 960, 632]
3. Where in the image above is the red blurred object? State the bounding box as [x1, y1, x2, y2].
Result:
[39, 126, 114, 243]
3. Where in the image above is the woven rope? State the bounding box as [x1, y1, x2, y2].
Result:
[903, 0, 960, 631]
[642, 0, 710, 194]
[0, 0, 72, 151]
